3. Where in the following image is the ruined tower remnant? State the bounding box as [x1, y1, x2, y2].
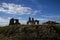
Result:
[29, 17, 31, 21]
[9, 18, 14, 25]
[27, 17, 39, 25]
[15, 19, 20, 24]
[9, 18, 20, 25]
[35, 20, 39, 24]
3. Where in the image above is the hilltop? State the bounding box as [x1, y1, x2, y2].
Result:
[0, 18, 60, 40]
[0, 17, 60, 40]
[0, 24, 60, 40]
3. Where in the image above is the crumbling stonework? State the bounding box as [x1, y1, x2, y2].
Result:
[27, 17, 39, 25]
[9, 18, 20, 25]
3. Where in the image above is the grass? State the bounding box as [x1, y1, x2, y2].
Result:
[0, 24, 60, 40]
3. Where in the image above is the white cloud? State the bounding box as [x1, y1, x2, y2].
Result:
[0, 3, 41, 15]
[0, 17, 8, 23]
[34, 17, 48, 21]
[0, 17, 9, 26]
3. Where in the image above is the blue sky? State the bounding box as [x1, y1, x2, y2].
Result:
[0, 0, 60, 26]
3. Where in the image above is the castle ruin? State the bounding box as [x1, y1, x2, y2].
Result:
[27, 17, 39, 25]
[9, 17, 39, 25]
[9, 18, 20, 25]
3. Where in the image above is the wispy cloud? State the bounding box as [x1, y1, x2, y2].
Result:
[0, 17, 9, 23]
[0, 3, 41, 15]
[0, 17, 9, 26]
[41, 15, 60, 19]
[41, 15, 60, 23]
[33, 18, 49, 24]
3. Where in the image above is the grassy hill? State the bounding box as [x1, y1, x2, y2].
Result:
[0, 24, 60, 40]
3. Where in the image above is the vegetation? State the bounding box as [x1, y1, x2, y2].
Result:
[0, 21, 60, 40]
